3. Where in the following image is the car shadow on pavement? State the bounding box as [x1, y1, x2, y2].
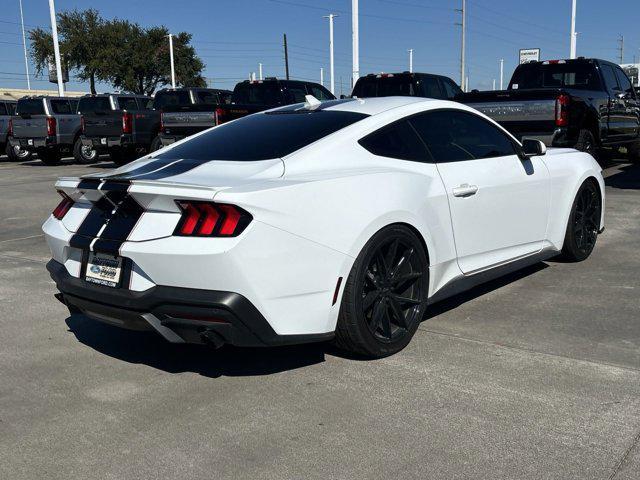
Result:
[65, 314, 326, 378]
[423, 262, 548, 320]
[605, 163, 640, 190]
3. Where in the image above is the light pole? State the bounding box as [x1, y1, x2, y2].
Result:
[48, 0, 64, 96]
[408, 49, 413, 73]
[19, 0, 30, 90]
[352, 0, 359, 86]
[320, 67, 324, 87]
[323, 14, 337, 95]
[259, 63, 263, 80]
[168, 34, 176, 88]
[455, 0, 466, 92]
[500, 58, 504, 90]
[570, 0, 577, 59]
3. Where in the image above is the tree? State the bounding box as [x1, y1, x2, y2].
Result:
[30, 9, 107, 94]
[104, 24, 205, 95]
[29, 9, 205, 95]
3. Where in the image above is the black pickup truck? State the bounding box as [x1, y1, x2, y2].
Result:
[351, 72, 463, 100]
[463, 58, 640, 161]
[156, 88, 232, 149]
[79, 93, 158, 165]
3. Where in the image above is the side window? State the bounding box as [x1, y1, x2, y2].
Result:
[287, 84, 308, 103]
[50, 100, 72, 114]
[219, 91, 232, 104]
[410, 110, 517, 162]
[310, 85, 332, 101]
[136, 97, 151, 110]
[359, 120, 427, 162]
[420, 77, 444, 99]
[601, 65, 619, 92]
[196, 91, 218, 105]
[117, 97, 138, 110]
[441, 79, 462, 100]
[614, 68, 635, 96]
[0, 103, 7, 116]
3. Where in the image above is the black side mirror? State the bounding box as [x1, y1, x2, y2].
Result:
[522, 139, 547, 157]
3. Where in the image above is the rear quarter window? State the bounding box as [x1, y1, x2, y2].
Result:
[359, 120, 427, 162]
[153, 110, 368, 161]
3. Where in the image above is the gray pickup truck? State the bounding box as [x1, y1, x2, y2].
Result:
[1, 99, 32, 161]
[80, 94, 159, 165]
[8, 96, 87, 165]
[157, 88, 232, 149]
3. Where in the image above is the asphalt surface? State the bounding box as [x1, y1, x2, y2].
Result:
[1, 156, 639, 480]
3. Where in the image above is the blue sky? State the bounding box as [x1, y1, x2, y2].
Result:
[1, 0, 638, 94]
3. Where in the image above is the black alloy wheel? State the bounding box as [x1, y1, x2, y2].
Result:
[561, 180, 602, 262]
[361, 237, 424, 342]
[334, 225, 429, 358]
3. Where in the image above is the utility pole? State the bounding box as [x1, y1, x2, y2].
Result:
[48, 0, 64, 96]
[19, 0, 30, 90]
[408, 49, 413, 73]
[500, 59, 504, 90]
[283, 34, 290, 80]
[466, 76, 469, 92]
[618, 35, 624, 64]
[320, 67, 324, 86]
[168, 34, 176, 88]
[455, 0, 466, 91]
[323, 14, 337, 95]
[352, 0, 359, 85]
[259, 63, 263, 80]
[569, 0, 577, 59]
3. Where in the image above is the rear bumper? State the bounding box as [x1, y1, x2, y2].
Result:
[82, 134, 139, 151]
[47, 259, 334, 347]
[9, 136, 57, 151]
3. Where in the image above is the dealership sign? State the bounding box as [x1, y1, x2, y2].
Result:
[519, 48, 540, 64]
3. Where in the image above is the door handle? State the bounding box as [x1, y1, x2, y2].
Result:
[452, 184, 478, 197]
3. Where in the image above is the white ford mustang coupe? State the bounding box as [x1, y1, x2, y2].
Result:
[44, 97, 605, 357]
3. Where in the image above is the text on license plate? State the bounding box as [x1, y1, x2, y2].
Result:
[85, 252, 123, 288]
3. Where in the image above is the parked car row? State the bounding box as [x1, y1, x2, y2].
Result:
[2, 77, 334, 166]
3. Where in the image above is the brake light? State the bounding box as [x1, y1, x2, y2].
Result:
[174, 201, 252, 237]
[122, 112, 133, 134]
[555, 94, 570, 127]
[52, 191, 74, 220]
[215, 107, 227, 126]
[80, 115, 85, 134]
[7, 118, 12, 137]
[46, 117, 56, 136]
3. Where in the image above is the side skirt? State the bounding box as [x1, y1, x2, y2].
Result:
[426, 249, 558, 306]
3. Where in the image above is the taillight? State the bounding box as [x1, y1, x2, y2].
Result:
[46, 117, 56, 136]
[215, 107, 227, 125]
[52, 191, 74, 220]
[7, 118, 13, 137]
[80, 115, 85, 134]
[122, 112, 133, 134]
[174, 201, 252, 237]
[555, 94, 570, 127]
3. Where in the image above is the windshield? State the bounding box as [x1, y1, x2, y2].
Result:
[78, 97, 112, 113]
[153, 110, 368, 161]
[509, 62, 602, 90]
[16, 99, 45, 115]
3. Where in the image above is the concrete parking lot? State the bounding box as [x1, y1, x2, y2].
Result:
[0, 156, 639, 479]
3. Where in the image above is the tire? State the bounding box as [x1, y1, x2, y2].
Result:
[333, 225, 429, 358]
[38, 149, 61, 166]
[73, 137, 98, 164]
[5, 142, 32, 162]
[560, 179, 602, 262]
[574, 129, 599, 160]
[109, 147, 137, 166]
[627, 141, 640, 163]
[149, 136, 162, 152]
